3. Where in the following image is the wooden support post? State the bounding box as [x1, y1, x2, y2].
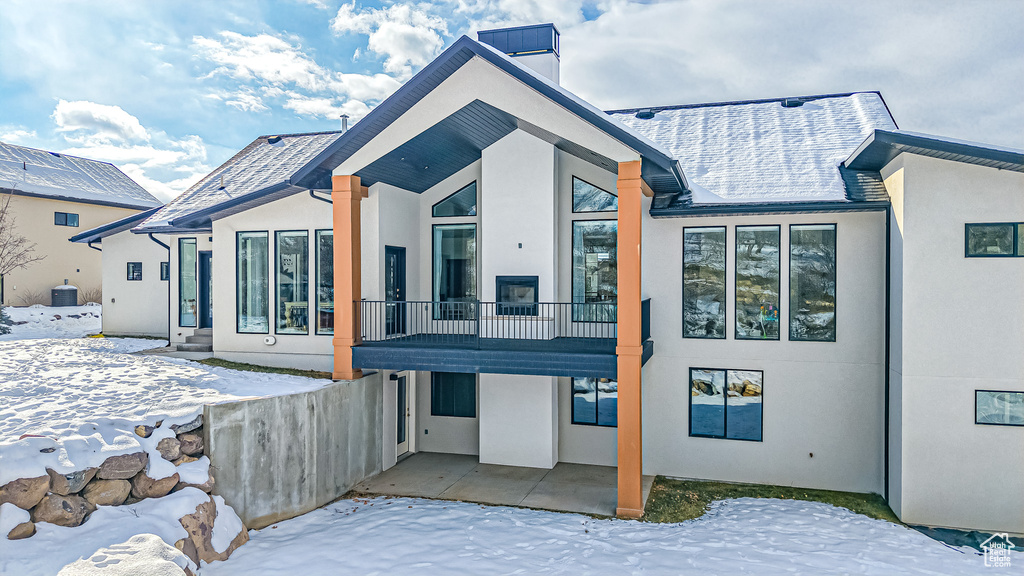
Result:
[332, 174, 362, 381]
[616, 160, 645, 518]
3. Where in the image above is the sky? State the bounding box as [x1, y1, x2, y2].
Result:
[0, 0, 1021, 202]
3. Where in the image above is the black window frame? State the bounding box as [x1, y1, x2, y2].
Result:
[964, 223, 1023, 258]
[160, 261, 169, 281]
[571, 176, 618, 214]
[682, 225, 727, 340]
[571, 218, 618, 323]
[975, 389, 1024, 427]
[788, 223, 838, 343]
[431, 181, 478, 218]
[236, 230, 270, 335]
[688, 367, 764, 442]
[734, 224, 781, 341]
[570, 377, 617, 427]
[430, 372, 476, 418]
[54, 211, 79, 227]
[126, 262, 143, 281]
[431, 222, 477, 320]
[178, 237, 198, 328]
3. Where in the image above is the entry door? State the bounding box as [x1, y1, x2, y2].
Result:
[198, 251, 213, 329]
[384, 246, 406, 335]
[396, 375, 409, 456]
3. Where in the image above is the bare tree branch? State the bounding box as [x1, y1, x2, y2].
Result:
[0, 190, 46, 277]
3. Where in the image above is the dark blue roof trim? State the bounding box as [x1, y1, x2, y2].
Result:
[353, 345, 617, 379]
[845, 130, 1024, 172]
[166, 181, 299, 229]
[69, 206, 162, 244]
[650, 200, 889, 219]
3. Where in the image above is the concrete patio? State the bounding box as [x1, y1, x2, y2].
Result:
[351, 452, 655, 517]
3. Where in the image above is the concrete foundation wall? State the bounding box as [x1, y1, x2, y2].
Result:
[204, 372, 383, 529]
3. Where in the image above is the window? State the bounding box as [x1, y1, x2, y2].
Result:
[126, 262, 142, 281]
[965, 223, 1023, 257]
[316, 230, 334, 335]
[689, 368, 763, 441]
[237, 232, 269, 334]
[54, 212, 79, 227]
[572, 220, 617, 322]
[432, 182, 477, 217]
[735, 226, 780, 340]
[683, 227, 726, 339]
[179, 239, 198, 327]
[432, 224, 476, 319]
[160, 262, 169, 281]
[431, 372, 476, 417]
[976, 390, 1024, 426]
[572, 177, 617, 213]
[276, 231, 309, 334]
[790, 224, 837, 342]
[571, 378, 617, 426]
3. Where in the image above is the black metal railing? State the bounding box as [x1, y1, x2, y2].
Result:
[358, 300, 619, 348]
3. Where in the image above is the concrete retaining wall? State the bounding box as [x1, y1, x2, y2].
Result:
[204, 372, 383, 529]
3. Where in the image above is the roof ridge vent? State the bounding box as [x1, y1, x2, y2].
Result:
[635, 108, 655, 120]
[782, 98, 805, 108]
[267, 136, 285, 147]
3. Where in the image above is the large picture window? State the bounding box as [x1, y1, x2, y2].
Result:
[432, 182, 477, 217]
[178, 238, 197, 327]
[965, 223, 1023, 257]
[276, 231, 309, 334]
[790, 224, 837, 342]
[236, 232, 269, 333]
[689, 368, 763, 441]
[976, 390, 1024, 426]
[432, 224, 476, 319]
[316, 230, 334, 335]
[683, 227, 726, 338]
[572, 220, 617, 322]
[735, 225, 780, 340]
[571, 377, 617, 426]
[431, 372, 476, 418]
[572, 177, 617, 213]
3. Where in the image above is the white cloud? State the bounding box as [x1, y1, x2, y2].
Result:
[52, 100, 150, 144]
[282, 92, 372, 120]
[0, 127, 38, 144]
[224, 88, 269, 113]
[331, 2, 449, 78]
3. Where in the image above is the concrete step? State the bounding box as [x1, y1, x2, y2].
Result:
[177, 342, 213, 352]
[185, 334, 213, 345]
[193, 328, 213, 337]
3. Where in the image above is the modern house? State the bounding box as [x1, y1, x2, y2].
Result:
[73, 24, 1023, 533]
[0, 141, 162, 306]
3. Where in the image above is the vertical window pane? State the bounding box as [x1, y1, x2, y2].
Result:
[690, 369, 726, 437]
[54, 212, 66, 226]
[790, 224, 837, 342]
[976, 391, 1024, 426]
[966, 223, 1014, 256]
[1019, 224, 1024, 256]
[572, 177, 617, 212]
[735, 226, 780, 340]
[433, 224, 476, 319]
[179, 238, 197, 327]
[316, 230, 334, 335]
[572, 378, 597, 425]
[725, 370, 763, 441]
[160, 262, 169, 281]
[276, 231, 309, 334]
[431, 372, 476, 417]
[432, 182, 477, 217]
[237, 232, 269, 333]
[572, 220, 617, 322]
[68, 213, 79, 227]
[683, 227, 726, 338]
[598, 378, 618, 426]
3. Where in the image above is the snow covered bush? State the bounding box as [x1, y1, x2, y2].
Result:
[0, 305, 11, 335]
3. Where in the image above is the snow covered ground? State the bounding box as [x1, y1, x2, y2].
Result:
[202, 496, 1003, 576]
[1, 304, 102, 341]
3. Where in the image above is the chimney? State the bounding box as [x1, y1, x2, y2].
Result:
[477, 23, 560, 84]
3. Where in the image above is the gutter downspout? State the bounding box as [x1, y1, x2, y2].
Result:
[309, 189, 333, 204]
[147, 233, 172, 345]
[87, 241, 101, 252]
[884, 205, 891, 502]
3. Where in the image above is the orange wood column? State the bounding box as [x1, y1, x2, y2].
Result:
[616, 160, 645, 518]
[332, 174, 362, 381]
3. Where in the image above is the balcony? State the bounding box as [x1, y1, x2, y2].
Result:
[352, 300, 652, 378]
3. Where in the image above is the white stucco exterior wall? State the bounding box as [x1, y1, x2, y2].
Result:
[168, 233, 213, 345]
[886, 153, 1024, 533]
[415, 371, 479, 455]
[100, 230, 170, 337]
[478, 374, 558, 468]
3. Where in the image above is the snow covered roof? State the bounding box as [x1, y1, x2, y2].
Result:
[609, 92, 897, 212]
[0, 141, 160, 209]
[69, 206, 162, 244]
[134, 130, 343, 232]
[845, 129, 1024, 173]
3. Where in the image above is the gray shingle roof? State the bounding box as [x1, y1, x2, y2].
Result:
[609, 92, 897, 205]
[0, 141, 160, 209]
[135, 130, 343, 232]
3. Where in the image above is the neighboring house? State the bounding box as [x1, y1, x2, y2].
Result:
[0, 142, 162, 305]
[73, 24, 1024, 533]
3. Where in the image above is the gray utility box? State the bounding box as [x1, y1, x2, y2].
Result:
[51, 286, 78, 307]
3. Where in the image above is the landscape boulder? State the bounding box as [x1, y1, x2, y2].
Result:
[131, 471, 180, 499]
[134, 424, 154, 438]
[173, 455, 199, 466]
[157, 437, 182, 461]
[97, 452, 149, 480]
[7, 521, 35, 540]
[46, 467, 98, 496]
[81, 479, 131, 506]
[31, 494, 95, 527]
[175, 474, 215, 494]
[170, 414, 203, 434]
[0, 476, 50, 510]
[177, 496, 249, 565]
[178, 433, 204, 456]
